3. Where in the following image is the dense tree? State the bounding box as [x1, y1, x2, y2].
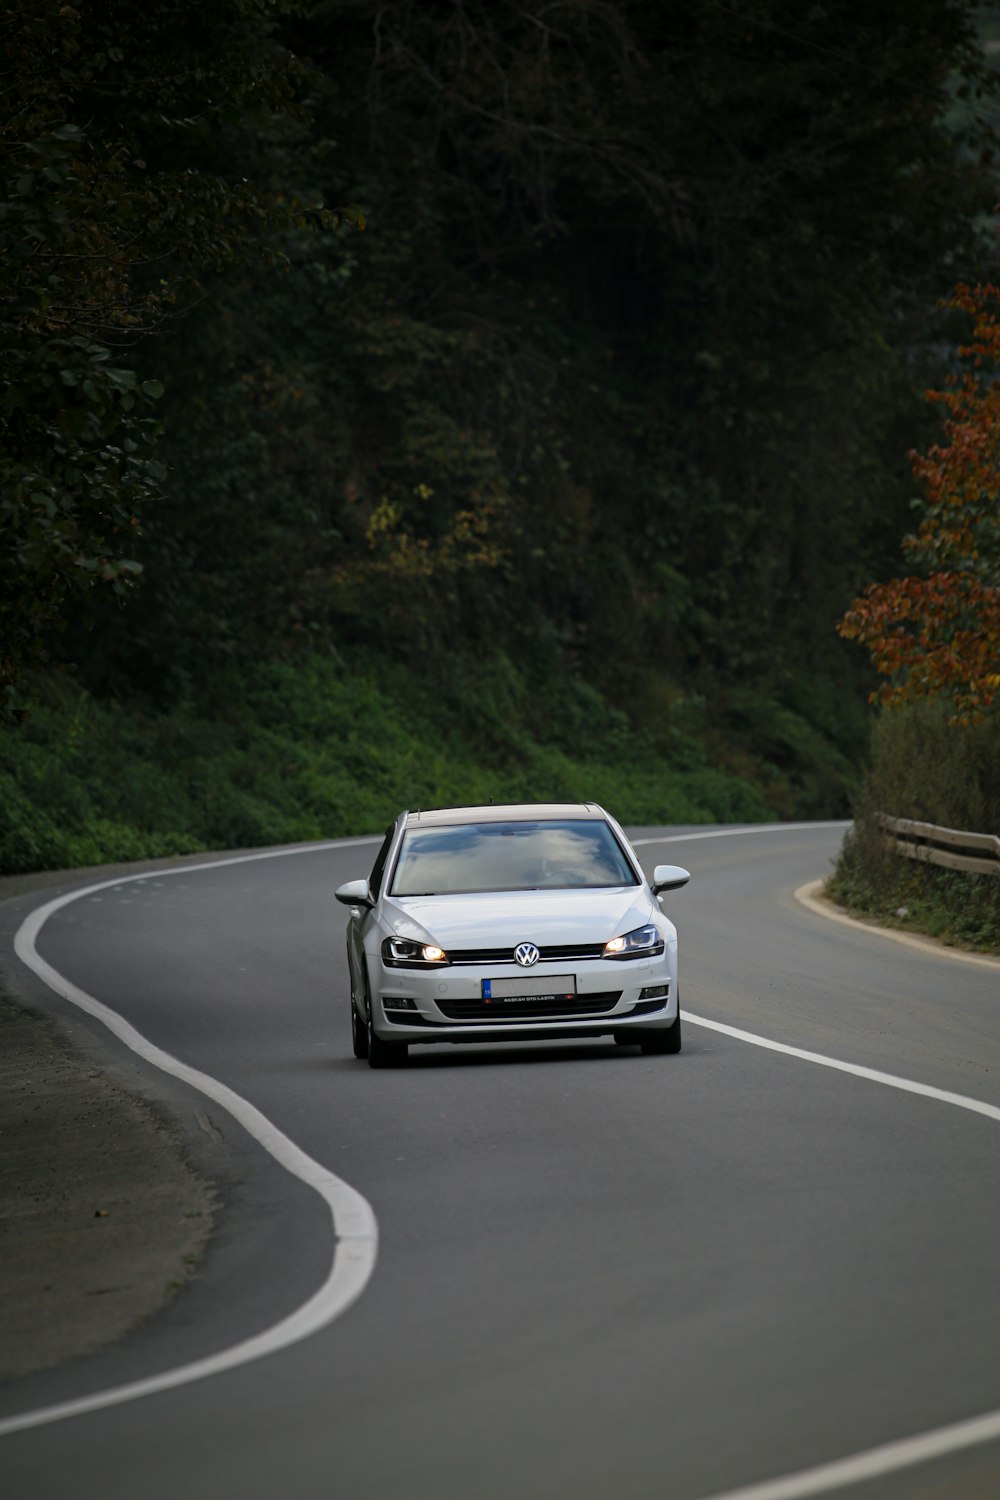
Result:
[124, 6, 997, 679]
[0, 0, 338, 712]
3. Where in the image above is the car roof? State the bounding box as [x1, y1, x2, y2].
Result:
[403, 802, 607, 827]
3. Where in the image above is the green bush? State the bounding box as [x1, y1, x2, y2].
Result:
[829, 702, 1000, 954]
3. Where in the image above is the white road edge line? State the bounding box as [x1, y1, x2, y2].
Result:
[795, 877, 1000, 972]
[0, 837, 382, 1439]
[3, 820, 1000, 1499]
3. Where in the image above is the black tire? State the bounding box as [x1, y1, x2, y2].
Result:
[367, 1013, 408, 1069]
[613, 1030, 639, 1047]
[351, 1002, 369, 1060]
[639, 1012, 682, 1055]
[349, 952, 369, 1059]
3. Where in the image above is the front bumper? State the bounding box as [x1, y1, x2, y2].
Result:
[369, 943, 678, 1044]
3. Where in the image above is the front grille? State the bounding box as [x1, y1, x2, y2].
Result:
[436, 991, 622, 1020]
[447, 942, 606, 966]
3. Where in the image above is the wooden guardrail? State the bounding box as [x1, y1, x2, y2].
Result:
[879, 814, 1000, 877]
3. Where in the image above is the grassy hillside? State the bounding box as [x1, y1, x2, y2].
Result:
[0, 652, 858, 875]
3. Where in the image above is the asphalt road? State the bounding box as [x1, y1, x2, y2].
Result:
[2, 823, 1000, 1500]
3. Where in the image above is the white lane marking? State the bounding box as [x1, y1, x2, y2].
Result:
[795, 877, 1000, 972]
[0, 837, 381, 1438]
[682, 1038, 1000, 1500]
[685, 1011, 1000, 1126]
[681, 1011, 1000, 1497]
[691, 1410, 1000, 1500]
[631, 821, 850, 848]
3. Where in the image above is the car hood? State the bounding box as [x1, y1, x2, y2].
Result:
[383, 886, 657, 948]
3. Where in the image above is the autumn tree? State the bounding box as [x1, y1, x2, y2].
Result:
[839, 283, 1000, 720]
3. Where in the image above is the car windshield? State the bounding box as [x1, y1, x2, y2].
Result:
[389, 819, 639, 896]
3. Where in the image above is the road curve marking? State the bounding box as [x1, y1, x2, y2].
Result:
[0, 837, 382, 1439]
[686, 1010, 1000, 1128]
[691, 1404, 1000, 1500]
[795, 877, 1000, 972]
[685, 1021, 1000, 1500]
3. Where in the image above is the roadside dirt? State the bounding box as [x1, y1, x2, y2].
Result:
[0, 986, 215, 1381]
[0, 847, 278, 1386]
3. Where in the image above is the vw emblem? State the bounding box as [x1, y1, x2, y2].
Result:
[515, 942, 540, 967]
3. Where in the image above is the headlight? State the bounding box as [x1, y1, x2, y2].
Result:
[603, 924, 664, 959]
[382, 937, 448, 967]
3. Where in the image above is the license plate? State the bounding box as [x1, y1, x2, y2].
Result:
[481, 974, 576, 1002]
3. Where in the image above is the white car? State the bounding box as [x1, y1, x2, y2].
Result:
[336, 802, 690, 1068]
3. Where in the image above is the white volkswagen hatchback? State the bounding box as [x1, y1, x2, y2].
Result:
[336, 803, 690, 1068]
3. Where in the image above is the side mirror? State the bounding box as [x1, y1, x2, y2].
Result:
[335, 879, 374, 908]
[652, 863, 690, 893]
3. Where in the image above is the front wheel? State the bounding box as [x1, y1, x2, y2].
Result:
[367, 1014, 408, 1069]
[639, 1012, 682, 1055]
[351, 1002, 369, 1059]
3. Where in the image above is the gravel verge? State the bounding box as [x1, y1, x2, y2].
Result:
[0, 854, 230, 1383]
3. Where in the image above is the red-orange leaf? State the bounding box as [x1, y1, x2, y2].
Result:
[838, 284, 1000, 721]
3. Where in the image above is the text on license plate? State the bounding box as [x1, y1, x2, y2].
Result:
[481, 973, 576, 1002]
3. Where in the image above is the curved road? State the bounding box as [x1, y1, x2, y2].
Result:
[2, 823, 1000, 1500]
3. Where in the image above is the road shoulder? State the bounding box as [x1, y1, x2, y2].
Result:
[795, 878, 1000, 971]
[0, 856, 221, 1382]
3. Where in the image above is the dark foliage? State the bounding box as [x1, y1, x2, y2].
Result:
[6, 1, 1000, 843]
